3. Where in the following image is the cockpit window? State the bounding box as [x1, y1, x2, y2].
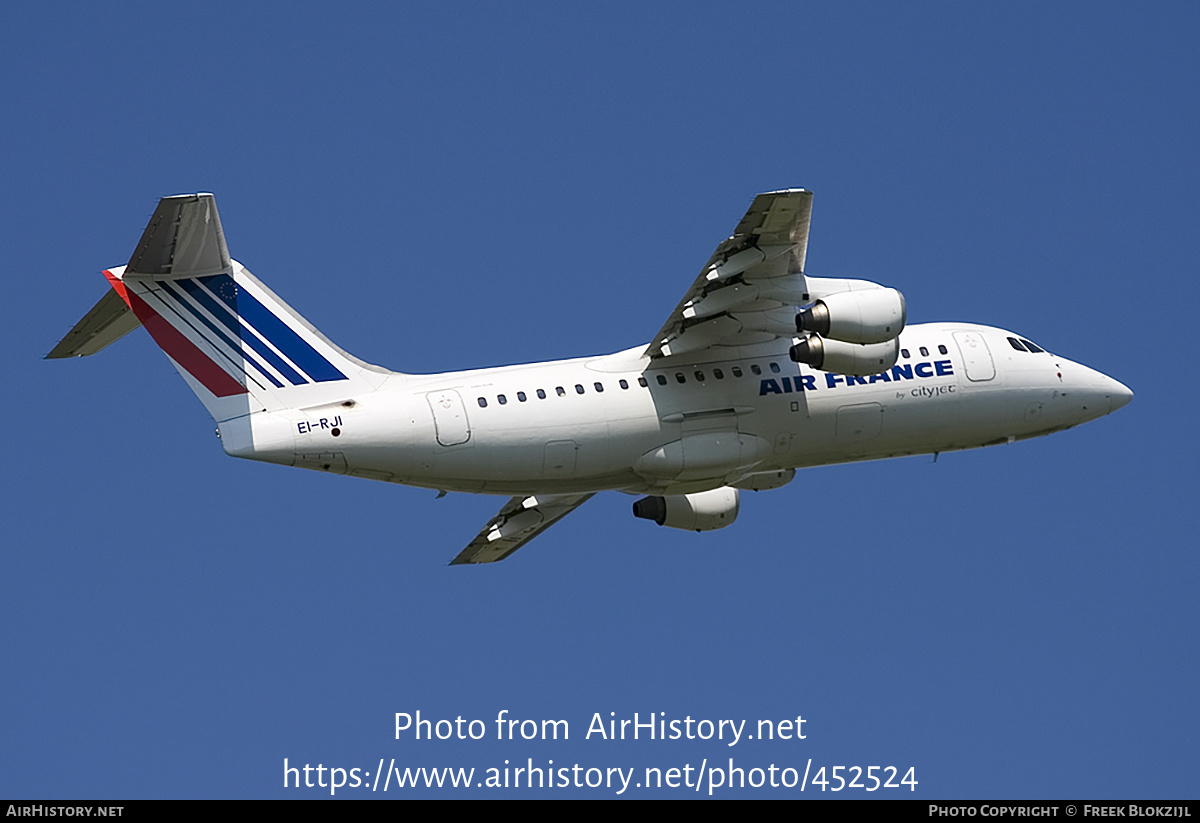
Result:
[1008, 336, 1046, 354]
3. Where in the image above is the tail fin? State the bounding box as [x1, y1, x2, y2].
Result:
[51, 194, 391, 423]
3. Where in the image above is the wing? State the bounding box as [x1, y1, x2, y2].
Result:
[450, 493, 595, 565]
[646, 189, 813, 359]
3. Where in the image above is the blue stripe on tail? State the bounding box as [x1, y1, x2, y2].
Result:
[158, 281, 286, 389]
[197, 274, 347, 384]
[177, 277, 308, 386]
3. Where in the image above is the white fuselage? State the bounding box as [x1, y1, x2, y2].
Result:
[232, 322, 1132, 497]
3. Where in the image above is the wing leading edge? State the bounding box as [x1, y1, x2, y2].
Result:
[645, 189, 813, 359]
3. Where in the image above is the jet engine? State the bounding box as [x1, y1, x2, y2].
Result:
[795, 287, 906, 344]
[789, 335, 900, 376]
[632, 487, 740, 532]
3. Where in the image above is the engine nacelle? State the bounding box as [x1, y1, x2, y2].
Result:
[632, 487, 740, 532]
[789, 336, 899, 376]
[795, 287, 906, 344]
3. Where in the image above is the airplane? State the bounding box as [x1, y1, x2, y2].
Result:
[49, 190, 1132, 564]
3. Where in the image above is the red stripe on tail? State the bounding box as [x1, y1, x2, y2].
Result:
[104, 271, 248, 398]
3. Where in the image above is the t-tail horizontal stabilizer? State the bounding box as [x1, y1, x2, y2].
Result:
[50, 194, 391, 422]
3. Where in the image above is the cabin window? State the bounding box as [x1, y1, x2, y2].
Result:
[497, 394, 507, 405]
[619, 379, 629, 389]
[517, 391, 527, 402]
[575, 383, 585, 394]
[919, 346, 929, 357]
[901, 349, 910, 359]
[713, 368, 724, 379]
[537, 388, 547, 399]
[938, 344, 948, 355]
[694, 370, 705, 382]
[731, 366, 743, 377]
[656, 374, 667, 386]
[638, 376, 648, 387]
[675, 373, 686, 384]
[594, 382, 604, 393]
[556, 386, 566, 396]
[750, 364, 762, 376]
[769, 362, 781, 373]
[477, 397, 487, 408]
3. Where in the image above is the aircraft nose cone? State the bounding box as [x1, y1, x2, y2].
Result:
[1107, 377, 1133, 413]
[1066, 363, 1132, 423]
[1083, 367, 1132, 416]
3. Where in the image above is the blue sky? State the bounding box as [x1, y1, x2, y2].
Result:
[2, 3, 1196, 798]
